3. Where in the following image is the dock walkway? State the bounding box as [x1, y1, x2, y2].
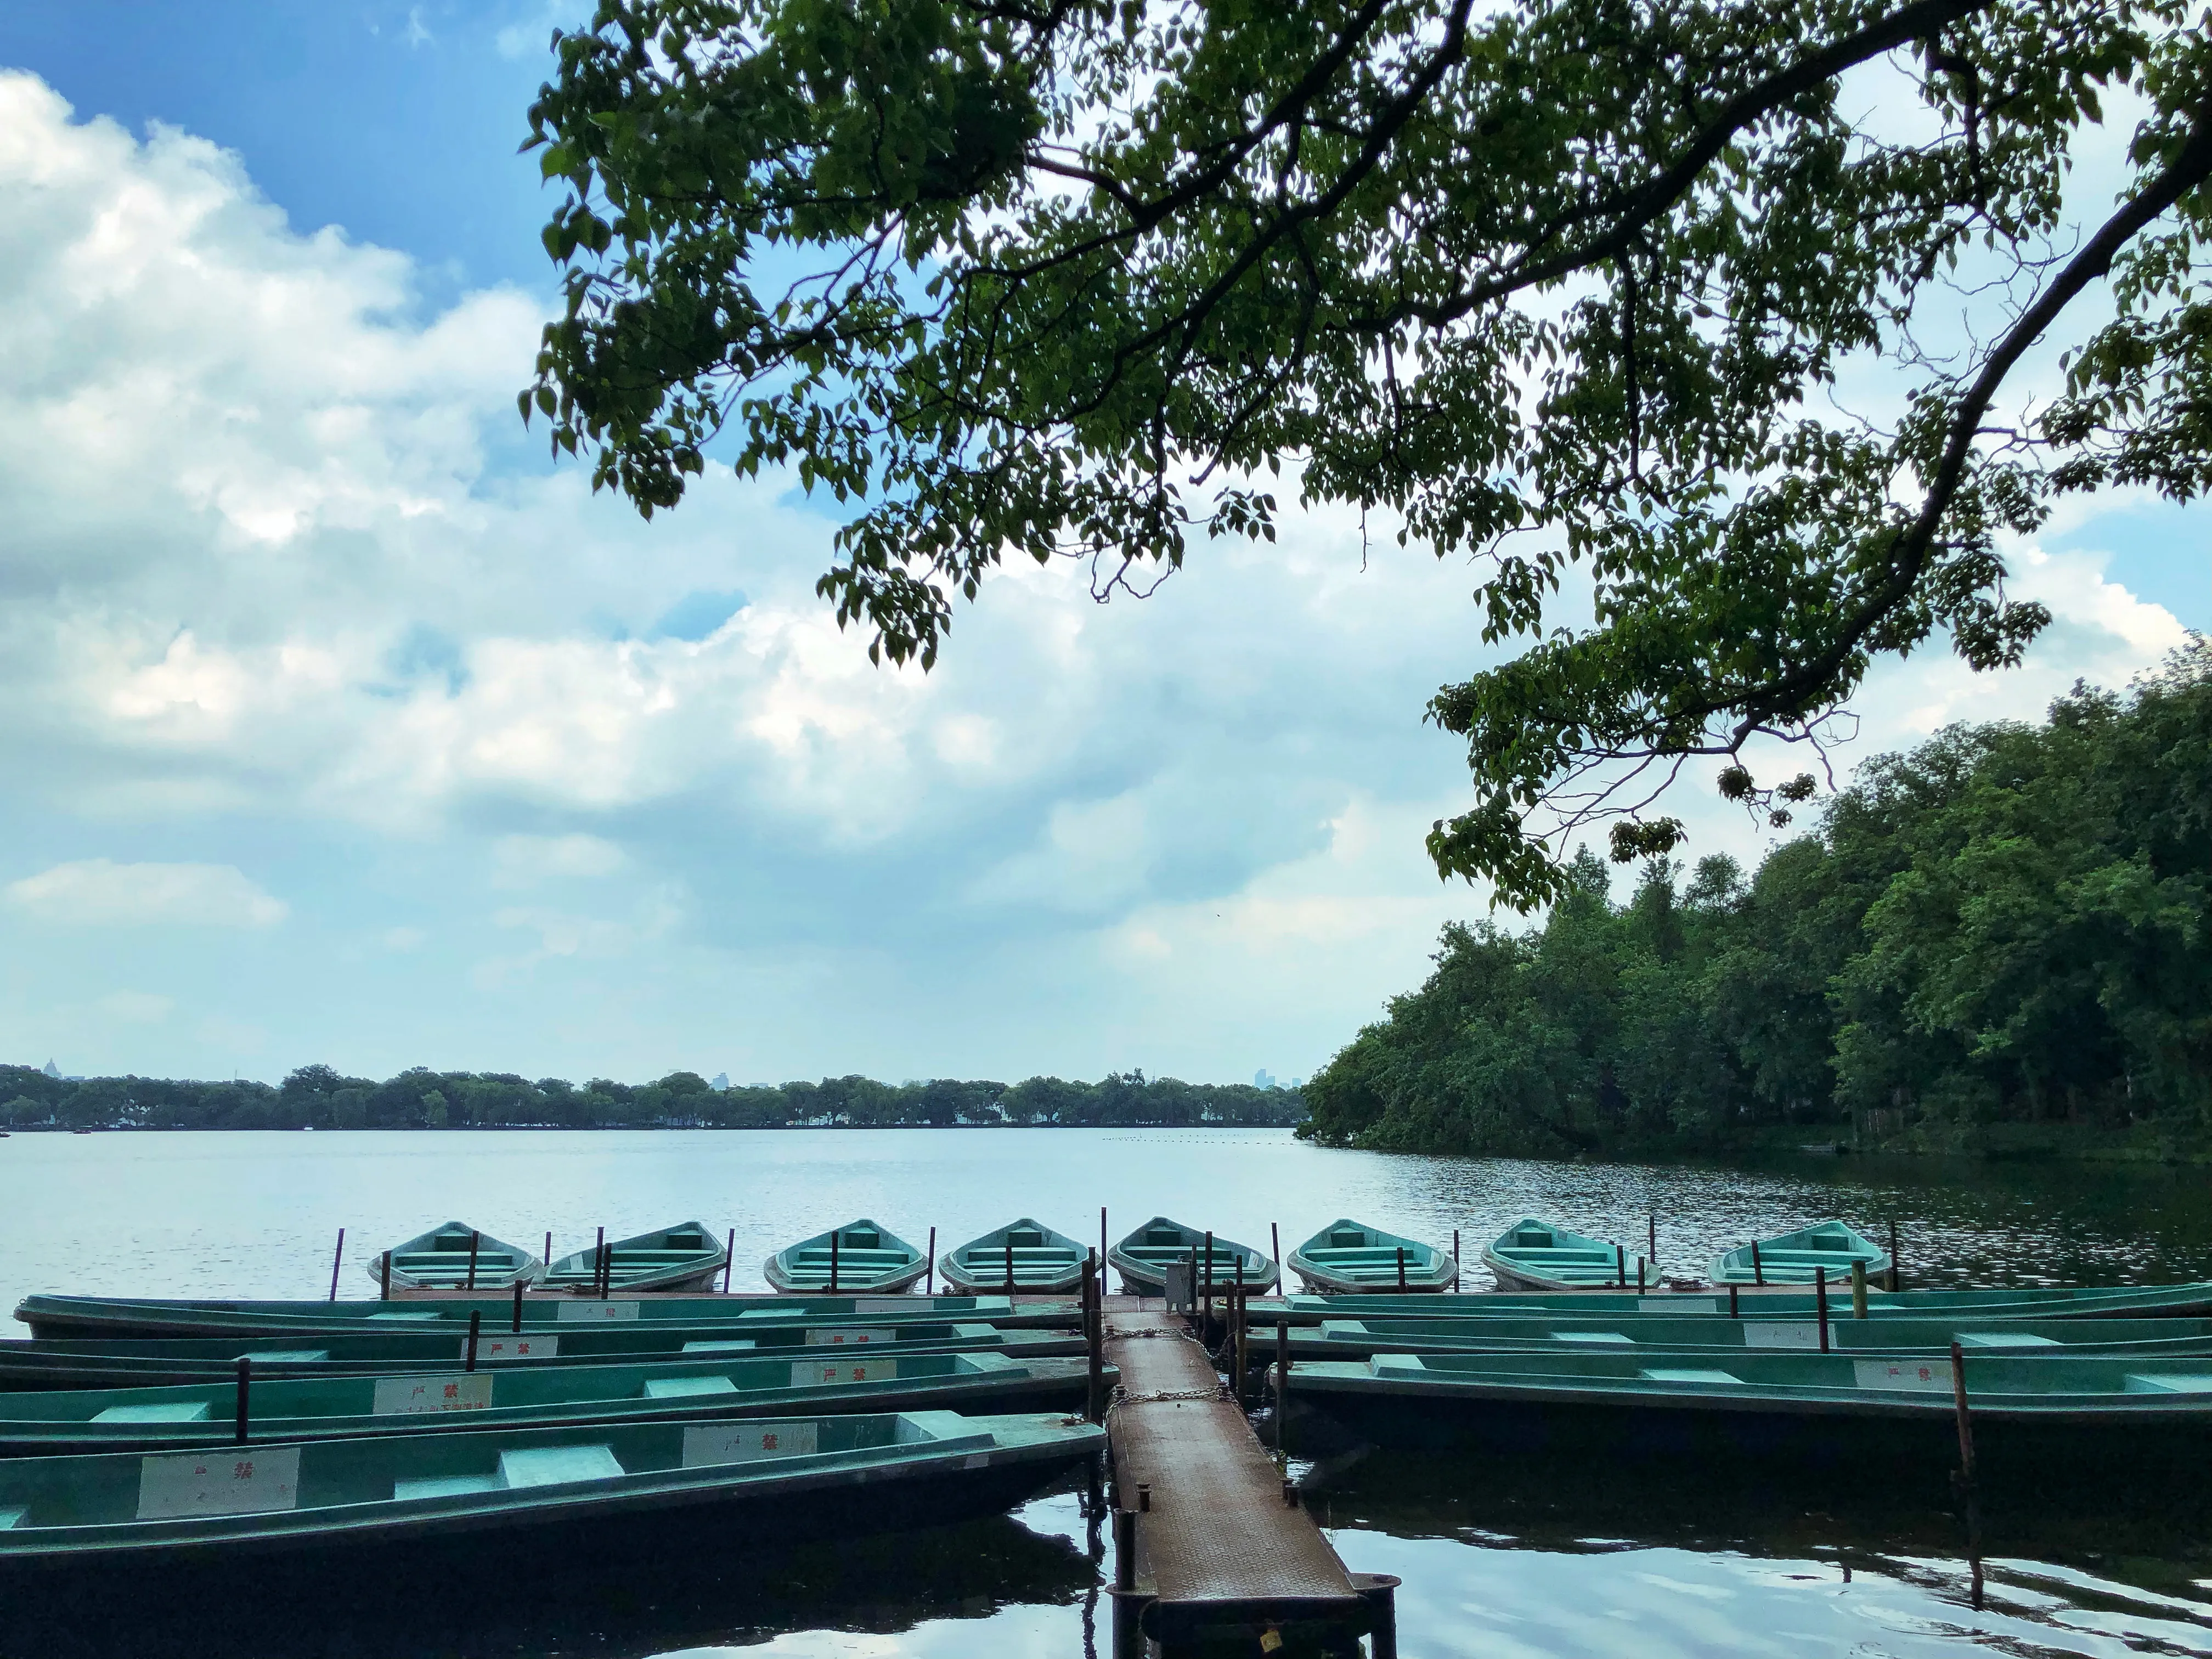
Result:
[1102, 1296, 1391, 1657]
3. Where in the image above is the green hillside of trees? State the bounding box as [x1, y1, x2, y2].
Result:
[0, 1068, 1302, 1132]
[1300, 647, 2212, 1161]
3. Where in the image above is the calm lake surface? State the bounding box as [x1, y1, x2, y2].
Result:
[7, 1126, 2212, 1658]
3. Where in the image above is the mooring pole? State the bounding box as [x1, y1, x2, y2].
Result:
[1890, 1218, 1902, 1292]
[1648, 1211, 1657, 1268]
[234, 1356, 250, 1444]
[511, 1279, 524, 1333]
[1951, 1338, 1983, 1607]
[1275, 1316, 1291, 1454]
[542, 1232, 552, 1277]
[1271, 1222, 1281, 1275]
[926, 1226, 936, 1295]
[1007, 1237, 1017, 1298]
[466, 1229, 481, 1291]
[1396, 1246, 1407, 1292]
[1615, 1243, 1626, 1289]
[594, 1226, 606, 1297]
[1815, 1268, 1830, 1351]
[465, 1309, 481, 1371]
[1201, 1231, 1214, 1330]
[328, 1228, 345, 1302]
[1082, 1254, 1104, 1423]
[380, 1249, 391, 1301]
[722, 1228, 735, 1294]
[1850, 1259, 1868, 1318]
[1100, 1206, 1108, 1272]
[1729, 1282, 1740, 1319]
[830, 1229, 840, 1294]
[1752, 1239, 1765, 1285]
[1111, 1506, 1140, 1659]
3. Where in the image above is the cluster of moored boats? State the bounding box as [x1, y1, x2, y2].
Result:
[3, 1205, 2209, 1571]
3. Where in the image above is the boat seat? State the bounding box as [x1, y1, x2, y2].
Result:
[1005, 1231, 1045, 1248]
[681, 1340, 757, 1353]
[1551, 1332, 1635, 1345]
[0, 1507, 25, 1530]
[1511, 1229, 1555, 1247]
[1640, 1369, 1741, 1384]
[2125, 1374, 2212, 1392]
[1956, 1331, 2058, 1347]
[393, 1473, 503, 1500]
[241, 1350, 331, 1363]
[498, 1444, 625, 1488]
[93, 1402, 212, 1423]
[643, 1375, 740, 1398]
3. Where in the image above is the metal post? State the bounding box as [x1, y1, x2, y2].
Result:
[1396, 1246, 1407, 1291]
[723, 1228, 735, 1294]
[1890, 1219, 1901, 1292]
[926, 1226, 935, 1296]
[1275, 1316, 1291, 1454]
[594, 1226, 606, 1297]
[466, 1229, 481, 1291]
[1201, 1231, 1214, 1329]
[466, 1309, 481, 1371]
[511, 1280, 524, 1333]
[1101, 1206, 1108, 1274]
[1084, 1255, 1104, 1424]
[328, 1228, 345, 1302]
[1752, 1239, 1764, 1285]
[1850, 1259, 1868, 1319]
[1615, 1243, 1626, 1289]
[543, 1232, 552, 1278]
[1007, 1237, 1017, 1297]
[1729, 1283, 1739, 1319]
[830, 1229, 840, 1294]
[234, 1357, 250, 1444]
[1359, 1576, 1401, 1659]
[1949, 1340, 1976, 1480]
[380, 1249, 391, 1301]
[1111, 1506, 1139, 1659]
[1234, 1286, 1249, 1403]
[1638, 1259, 1646, 1295]
[1648, 1212, 1657, 1267]
[1815, 1268, 1829, 1351]
[1271, 1221, 1281, 1274]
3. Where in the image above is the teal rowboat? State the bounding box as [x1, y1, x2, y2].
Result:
[1288, 1220, 1457, 1293]
[14, 1293, 1022, 1340]
[1276, 1281, 2212, 1319]
[938, 1220, 1088, 1295]
[1107, 1218, 1277, 1296]
[1481, 1218, 1650, 1291]
[366, 1223, 543, 1293]
[0, 1351, 1108, 1454]
[1710, 1221, 1891, 1286]
[0, 1324, 1081, 1389]
[1288, 1350, 2212, 1467]
[0, 1409, 1105, 1564]
[543, 1223, 728, 1294]
[764, 1221, 929, 1294]
[1286, 1314, 2212, 1359]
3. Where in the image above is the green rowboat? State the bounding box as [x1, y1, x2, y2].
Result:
[1107, 1217, 1277, 1297]
[1287, 1220, 1457, 1293]
[1288, 1348, 2212, 1463]
[1709, 1220, 1891, 1286]
[0, 1324, 1080, 1389]
[0, 1409, 1105, 1564]
[1480, 1217, 1651, 1291]
[937, 1219, 1089, 1295]
[367, 1223, 543, 1292]
[1276, 1280, 2212, 1319]
[764, 1221, 930, 1294]
[1286, 1313, 2212, 1359]
[14, 1293, 1017, 1341]
[0, 1351, 1109, 1454]
[543, 1223, 729, 1294]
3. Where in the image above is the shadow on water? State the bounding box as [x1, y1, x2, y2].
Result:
[0, 1488, 1101, 1659]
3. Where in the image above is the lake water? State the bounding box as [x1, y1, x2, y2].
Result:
[7, 1127, 2212, 1658]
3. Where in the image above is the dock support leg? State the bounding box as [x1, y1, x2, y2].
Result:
[1111, 1508, 1148, 1659]
[1357, 1574, 1401, 1659]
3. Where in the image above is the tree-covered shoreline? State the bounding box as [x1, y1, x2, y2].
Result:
[1300, 648, 2212, 1162]
[0, 1067, 1302, 1133]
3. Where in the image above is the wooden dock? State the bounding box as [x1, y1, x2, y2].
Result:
[1101, 1295, 1393, 1658]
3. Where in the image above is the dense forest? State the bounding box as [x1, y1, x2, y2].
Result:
[1300, 647, 2212, 1160]
[0, 1068, 1303, 1132]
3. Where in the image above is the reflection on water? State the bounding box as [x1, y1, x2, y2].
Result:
[0, 1487, 1103, 1659]
[8, 1128, 2212, 1656]
[1311, 1446, 2212, 1658]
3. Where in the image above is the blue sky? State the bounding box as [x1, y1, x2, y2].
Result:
[0, 9, 2200, 1087]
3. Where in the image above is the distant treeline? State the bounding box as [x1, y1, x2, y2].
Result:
[1300, 646, 2212, 1161]
[0, 1066, 1304, 1132]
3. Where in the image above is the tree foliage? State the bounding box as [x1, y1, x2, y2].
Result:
[0, 1066, 1302, 1132]
[524, 0, 2212, 905]
[1299, 646, 2212, 1154]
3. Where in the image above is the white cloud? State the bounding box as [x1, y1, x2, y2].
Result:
[5, 861, 286, 928]
[491, 833, 629, 887]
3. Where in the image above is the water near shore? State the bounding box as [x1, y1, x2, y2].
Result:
[7, 1127, 2212, 1658]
